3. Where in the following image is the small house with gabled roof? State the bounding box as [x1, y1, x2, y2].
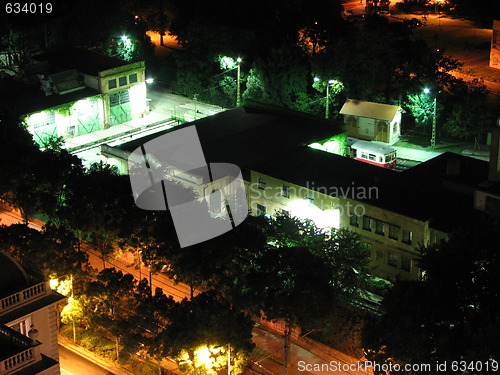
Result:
[340, 99, 401, 144]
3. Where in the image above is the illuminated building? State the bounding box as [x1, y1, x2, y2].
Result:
[4, 48, 147, 146]
[0, 251, 66, 375]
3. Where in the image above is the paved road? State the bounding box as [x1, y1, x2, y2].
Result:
[59, 345, 117, 375]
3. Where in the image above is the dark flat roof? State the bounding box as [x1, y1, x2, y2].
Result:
[34, 47, 133, 76]
[120, 106, 344, 168]
[118, 106, 492, 227]
[0, 252, 29, 298]
[1, 80, 100, 116]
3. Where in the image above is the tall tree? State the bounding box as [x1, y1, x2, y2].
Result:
[363, 219, 500, 374]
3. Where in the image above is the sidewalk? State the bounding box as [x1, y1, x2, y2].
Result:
[58, 335, 134, 375]
[59, 335, 183, 375]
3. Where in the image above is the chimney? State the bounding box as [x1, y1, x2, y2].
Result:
[488, 119, 500, 182]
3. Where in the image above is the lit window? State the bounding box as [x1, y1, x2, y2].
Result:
[375, 220, 385, 235]
[389, 224, 400, 240]
[349, 214, 359, 227]
[362, 216, 372, 231]
[388, 251, 397, 267]
[258, 177, 266, 190]
[119, 76, 128, 86]
[129, 73, 138, 84]
[401, 256, 411, 271]
[402, 230, 413, 244]
[108, 79, 117, 89]
[306, 191, 314, 204]
[282, 185, 290, 198]
[32, 111, 55, 128]
[257, 204, 266, 216]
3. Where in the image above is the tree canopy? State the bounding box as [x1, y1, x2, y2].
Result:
[363, 219, 500, 374]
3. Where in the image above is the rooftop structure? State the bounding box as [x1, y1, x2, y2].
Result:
[340, 99, 401, 144]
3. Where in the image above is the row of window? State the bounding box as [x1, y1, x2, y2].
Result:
[108, 73, 138, 90]
[364, 243, 412, 272]
[258, 178, 314, 203]
[350, 215, 413, 244]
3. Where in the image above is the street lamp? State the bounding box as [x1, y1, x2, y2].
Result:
[424, 87, 437, 149]
[314, 77, 337, 119]
[236, 57, 242, 107]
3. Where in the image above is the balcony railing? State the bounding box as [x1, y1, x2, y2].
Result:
[0, 282, 47, 315]
[0, 325, 41, 375]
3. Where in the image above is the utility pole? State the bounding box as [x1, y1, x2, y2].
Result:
[236, 57, 242, 107]
[431, 94, 437, 149]
[283, 322, 291, 375]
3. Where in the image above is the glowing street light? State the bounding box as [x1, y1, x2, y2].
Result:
[423, 87, 437, 149]
[236, 57, 242, 107]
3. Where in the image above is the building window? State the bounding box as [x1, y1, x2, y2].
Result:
[108, 79, 117, 89]
[376, 250, 383, 260]
[257, 204, 266, 216]
[8, 317, 31, 336]
[362, 243, 372, 258]
[388, 251, 397, 267]
[282, 185, 290, 198]
[119, 76, 128, 86]
[362, 216, 372, 231]
[109, 90, 130, 106]
[375, 220, 385, 235]
[389, 224, 400, 240]
[401, 256, 411, 272]
[349, 214, 359, 227]
[485, 196, 500, 215]
[32, 111, 55, 128]
[258, 177, 266, 190]
[129, 73, 138, 84]
[306, 191, 314, 204]
[402, 230, 413, 244]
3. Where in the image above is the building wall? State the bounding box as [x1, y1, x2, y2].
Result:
[340, 198, 427, 281]
[2, 281, 63, 375]
[345, 113, 401, 144]
[248, 170, 341, 229]
[24, 97, 105, 146]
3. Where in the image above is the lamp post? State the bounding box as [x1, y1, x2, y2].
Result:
[236, 57, 242, 107]
[314, 77, 337, 119]
[424, 88, 437, 149]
